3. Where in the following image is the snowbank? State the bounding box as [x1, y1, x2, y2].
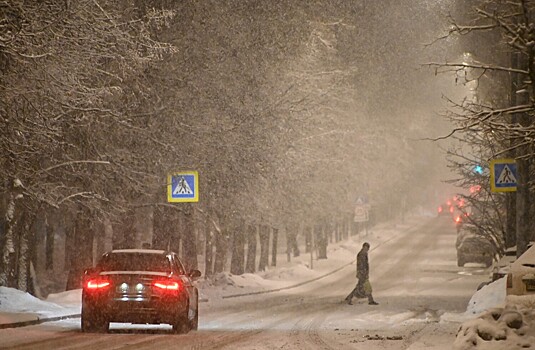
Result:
[454, 306, 535, 350]
[0, 286, 77, 317]
[453, 277, 535, 349]
[465, 278, 506, 316]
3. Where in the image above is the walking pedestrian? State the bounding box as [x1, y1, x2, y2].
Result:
[345, 242, 379, 305]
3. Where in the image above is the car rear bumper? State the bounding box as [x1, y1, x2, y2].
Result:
[83, 292, 188, 324]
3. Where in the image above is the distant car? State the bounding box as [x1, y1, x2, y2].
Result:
[506, 244, 535, 296]
[437, 203, 453, 217]
[456, 230, 495, 267]
[453, 212, 466, 233]
[81, 249, 201, 333]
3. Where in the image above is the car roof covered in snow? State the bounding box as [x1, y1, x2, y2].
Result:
[110, 249, 166, 255]
[510, 244, 535, 274]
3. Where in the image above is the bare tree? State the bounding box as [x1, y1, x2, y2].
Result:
[428, 0, 535, 256]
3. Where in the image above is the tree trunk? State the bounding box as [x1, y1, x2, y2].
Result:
[512, 50, 532, 257]
[258, 225, 270, 271]
[230, 219, 245, 275]
[305, 225, 312, 253]
[344, 215, 350, 239]
[45, 216, 55, 270]
[64, 215, 74, 275]
[113, 210, 137, 249]
[204, 214, 214, 277]
[29, 213, 41, 297]
[0, 179, 22, 287]
[17, 213, 33, 292]
[181, 204, 198, 272]
[65, 210, 94, 290]
[516, 156, 531, 257]
[213, 220, 228, 274]
[103, 216, 113, 253]
[271, 228, 278, 267]
[316, 223, 328, 259]
[245, 224, 257, 273]
[153, 205, 181, 251]
[285, 225, 292, 262]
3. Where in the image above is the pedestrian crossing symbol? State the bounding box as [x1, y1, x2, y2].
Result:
[167, 171, 199, 202]
[490, 159, 517, 193]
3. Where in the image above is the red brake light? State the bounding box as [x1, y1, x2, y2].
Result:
[438, 206, 443, 213]
[153, 280, 180, 291]
[86, 279, 110, 290]
[455, 216, 461, 223]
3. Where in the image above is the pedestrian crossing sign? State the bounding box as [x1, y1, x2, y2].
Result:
[490, 159, 517, 193]
[167, 171, 199, 202]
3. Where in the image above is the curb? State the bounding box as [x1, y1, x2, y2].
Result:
[0, 313, 80, 330]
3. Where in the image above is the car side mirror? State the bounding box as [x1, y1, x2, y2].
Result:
[189, 269, 202, 280]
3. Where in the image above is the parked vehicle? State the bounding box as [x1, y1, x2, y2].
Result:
[81, 249, 201, 333]
[491, 246, 518, 282]
[506, 244, 535, 296]
[456, 231, 495, 267]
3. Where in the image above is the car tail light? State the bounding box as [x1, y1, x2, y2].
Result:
[153, 280, 181, 292]
[507, 273, 513, 289]
[455, 216, 461, 223]
[438, 206, 443, 213]
[85, 279, 111, 290]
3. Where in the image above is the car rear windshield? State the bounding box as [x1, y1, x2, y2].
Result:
[97, 253, 171, 272]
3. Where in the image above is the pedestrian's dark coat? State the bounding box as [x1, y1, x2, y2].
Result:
[345, 243, 377, 304]
[356, 248, 369, 281]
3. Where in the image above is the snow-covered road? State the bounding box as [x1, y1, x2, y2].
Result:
[1, 216, 490, 349]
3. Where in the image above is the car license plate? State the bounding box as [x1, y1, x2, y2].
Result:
[119, 283, 148, 293]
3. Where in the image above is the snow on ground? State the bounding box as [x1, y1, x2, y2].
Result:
[0, 286, 69, 315]
[0, 286, 80, 326]
[452, 274, 535, 349]
[2, 215, 534, 349]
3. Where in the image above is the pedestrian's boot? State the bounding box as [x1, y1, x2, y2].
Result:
[368, 296, 379, 305]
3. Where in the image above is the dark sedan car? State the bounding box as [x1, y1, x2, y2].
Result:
[456, 231, 495, 267]
[81, 249, 201, 333]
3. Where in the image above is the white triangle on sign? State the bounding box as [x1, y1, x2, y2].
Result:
[173, 176, 193, 195]
[497, 165, 517, 184]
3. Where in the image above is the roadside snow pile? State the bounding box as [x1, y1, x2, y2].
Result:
[0, 286, 65, 315]
[262, 263, 319, 281]
[199, 272, 284, 291]
[453, 277, 535, 349]
[45, 289, 82, 308]
[465, 278, 506, 316]
[453, 306, 535, 349]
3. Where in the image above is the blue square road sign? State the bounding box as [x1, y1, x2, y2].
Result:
[490, 159, 517, 193]
[167, 171, 199, 202]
